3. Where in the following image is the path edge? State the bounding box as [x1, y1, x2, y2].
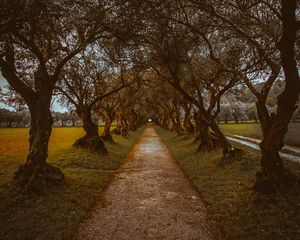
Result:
[154, 126, 224, 240]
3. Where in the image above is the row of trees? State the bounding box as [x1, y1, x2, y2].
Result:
[0, 109, 81, 127]
[0, 0, 147, 190]
[0, 108, 30, 127]
[218, 81, 300, 123]
[0, 0, 299, 193]
[132, 0, 300, 193]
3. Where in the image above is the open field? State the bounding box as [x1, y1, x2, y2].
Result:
[0, 127, 103, 186]
[0, 127, 143, 240]
[219, 123, 300, 147]
[0, 127, 85, 158]
[157, 127, 300, 240]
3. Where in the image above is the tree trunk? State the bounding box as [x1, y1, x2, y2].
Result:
[209, 119, 233, 157]
[102, 118, 114, 143]
[233, 110, 239, 123]
[174, 104, 183, 134]
[74, 107, 107, 154]
[183, 103, 194, 133]
[82, 109, 98, 137]
[195, 112, 233, 157]
[170, 110, 182, 134]
[254, 0, 300, 193]
[15, 98, 64, 190]
[197, 120, 216, 151]
[256, 99, 272, 137]
[111, 118, 123, 134]
[121, 120, 129, 136]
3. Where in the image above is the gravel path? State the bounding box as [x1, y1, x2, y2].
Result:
[77, 125, 222, 240]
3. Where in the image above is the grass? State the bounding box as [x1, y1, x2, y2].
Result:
[219, 122, 300, 147]
[0, 127, 110, 186]
[157, 127, 300, 240]
[0, 127, 143, 240]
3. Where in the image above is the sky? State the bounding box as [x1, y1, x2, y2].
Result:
[0, 73, 67, 112]
[0, 74, 13, 110]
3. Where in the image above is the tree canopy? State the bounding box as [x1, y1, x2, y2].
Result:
[0, 0, 299, 193]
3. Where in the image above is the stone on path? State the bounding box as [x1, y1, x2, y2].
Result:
[77, 126, 222, 240]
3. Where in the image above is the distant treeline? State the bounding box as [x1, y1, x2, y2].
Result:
[217, 107, 300, 124]
[0, 109, 90, 128]
[216, 82, 300, 124]
[1, 102, 299, 128]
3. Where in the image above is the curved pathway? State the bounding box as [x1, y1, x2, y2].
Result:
[77, 125, 221, 240]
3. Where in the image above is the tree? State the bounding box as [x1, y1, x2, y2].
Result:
[0, 108, 26, 127]
[0, 0, 135, 189]
[143, 19, 239, 156]
[57, 48, 134, 153]
[255, 0, 300, 192]
[98, 82, 141, 142]
[162, 0, 300, 191]
[195, 0, 300, 191]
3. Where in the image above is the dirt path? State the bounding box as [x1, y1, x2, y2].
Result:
[77, 126, 221, 240]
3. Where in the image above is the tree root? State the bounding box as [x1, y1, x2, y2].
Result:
[73, 136, 108, 154]
[14, 163, 64, 192]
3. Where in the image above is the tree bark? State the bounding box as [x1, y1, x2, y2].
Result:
[182, 103, 194, 133]
[74, 107, 107, 154]
[111, 118, 123, 134]
[197, 119, 216, 151]
[254, 0, 300, 193]
[15, 97, 64, 189]
[193, 108, 233, 157]
[102, 118, 114, 143]
[209, 119, 233, 157]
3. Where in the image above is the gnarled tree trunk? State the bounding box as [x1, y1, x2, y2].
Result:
[74, 107, 107, 154]
[197, 120, 217, 151]
[102, 118, 114, 143]
[254, 0, 300, 193]
[183, 103, 194, 133]
[195, 111, 233, 157]
[209, 119, 233, 157]
[15, 96, 64, 189]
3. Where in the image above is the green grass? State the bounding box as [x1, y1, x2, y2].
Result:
[219, 122, 300, 147]
[0, 127, 143, 240]
[157, 127, 300, 240]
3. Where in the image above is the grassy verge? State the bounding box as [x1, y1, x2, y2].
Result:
[156, 127, 300, 240]
[219, 122, 300, 147]
[0, 127, 143, 240]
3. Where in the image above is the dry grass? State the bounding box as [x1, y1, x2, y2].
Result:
[157, 127, 300, 240]
[0, 127, 109, 157]
[0, 127, 109, 186]
[0, 127, 143, 240]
